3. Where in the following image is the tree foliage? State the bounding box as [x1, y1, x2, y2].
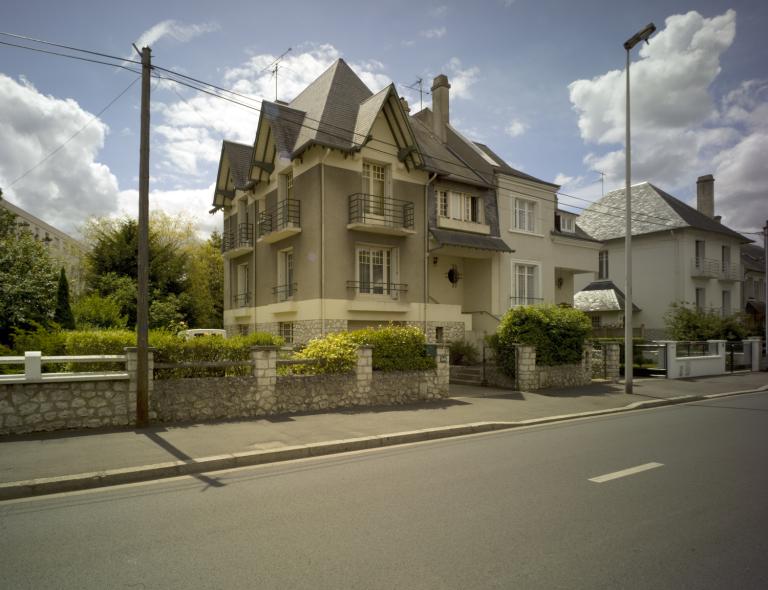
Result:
[80, 212, 222, 329]
[0, 206, 58, 344]
[491, 305, 592, 375]
[54, 268, 76, 330]
[664, 303, 747, 342]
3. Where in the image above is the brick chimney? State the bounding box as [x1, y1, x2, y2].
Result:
[431, 74, 450, 143]
[399, 96, 410, 114]
[696, 174, 715, 219]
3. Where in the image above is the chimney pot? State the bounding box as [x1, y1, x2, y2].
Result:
[696, 174, 715, 219]
[399, 97, 410, 114]
[431, 74, 451, 143]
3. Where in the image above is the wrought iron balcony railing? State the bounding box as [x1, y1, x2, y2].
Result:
[346, 280, 408, 296]
[222, 222, 254, 252]
[691, 257, 719, 277]
[258, 199, 300, 240]
[348, 193, 414, 231]
[719, 262, 739, 281]
[509, 296, 544, 306]
[272, 283, 297, 302]
[232, 292, 251, 308]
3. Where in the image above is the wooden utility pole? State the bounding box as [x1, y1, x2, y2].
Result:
[136, 45, 151, 426]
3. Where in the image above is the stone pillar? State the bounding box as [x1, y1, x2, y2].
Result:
[746, 337, 761, 371]
[251, 346, 278, 406]
[582, 344, 592, 382]
[355, 345, 373, 401]
[605, 343, 620, 382]
[515, 345, 537, 391]
[434, 344, 450, 396]
[25, 351, 42, 382]
[125, 347, 153, 424]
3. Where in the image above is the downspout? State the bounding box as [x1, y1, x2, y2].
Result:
[320, 148, 332, 336]
[424, 173, 437, 340]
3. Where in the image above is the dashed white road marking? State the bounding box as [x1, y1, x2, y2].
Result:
[589, 462, 664, 483]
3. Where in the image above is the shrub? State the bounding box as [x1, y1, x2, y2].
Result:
[664, 303, 747, 342]
[65, 329, 136, 371]
[73, 294, 127, 329]
[449, 339, 479, 366]
[351, 325, 435, 371]
[12, 323, 67, 355]
[292, 332, 358, 374]
[492, 305, 591, 375]
[152, 331, 282, 379]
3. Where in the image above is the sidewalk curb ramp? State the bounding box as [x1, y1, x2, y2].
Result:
[1, 386, 765, 502]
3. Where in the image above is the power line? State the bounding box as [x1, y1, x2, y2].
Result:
[0, 31, 141, 65]
[0, 39, 141, 74]
[7, 77, 140, 188]
[0, 33, 693, 231]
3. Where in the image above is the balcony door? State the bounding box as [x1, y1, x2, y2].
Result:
[362, 161, 389, 219]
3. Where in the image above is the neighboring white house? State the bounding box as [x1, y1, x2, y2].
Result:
[574, 175, 751, 339]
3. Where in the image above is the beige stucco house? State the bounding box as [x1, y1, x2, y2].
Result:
[741, 243, 765, 332]
[574, 175, 751, 339]
[212, 61, 597, 344]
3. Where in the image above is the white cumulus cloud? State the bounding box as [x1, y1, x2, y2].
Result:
[132, 20, 220, 50]
[420, 27, 447, 39]
[505, 119, 528, 137]
[445, 58, 479, 100]
[567, 9, 767, 231]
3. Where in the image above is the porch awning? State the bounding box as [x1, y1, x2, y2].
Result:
[429, 228, 512, 253]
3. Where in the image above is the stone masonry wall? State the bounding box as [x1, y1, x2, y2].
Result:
[0, 379, 133, 435]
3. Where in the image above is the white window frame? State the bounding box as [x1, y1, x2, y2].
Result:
[362, 160, 390, 217]
[237, 263, 249, 297]
[277, 248, 294, 301]
[513, 198, 536, 233]
[598, 251, 609, 280]
[438, 190, 484, 224]
[278, 169, 293, 204]
[510, 260, 541, 306]
[560, 216, 575, 233]
[278, 321, 294, 344]
[355, 243, 399, 298]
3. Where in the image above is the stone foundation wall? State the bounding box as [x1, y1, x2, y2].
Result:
[0, 379, 133, 435]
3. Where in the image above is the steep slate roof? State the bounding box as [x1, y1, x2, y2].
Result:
[742, 244, 765, 273]
[473, 142, 558, 188]
[577, 182, 750, 243]
[222, 141, 253, 189]
[574, 280, 641, 312]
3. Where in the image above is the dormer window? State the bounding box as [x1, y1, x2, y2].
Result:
[560, 216, 575, 233]
[438, 190, 484, 224]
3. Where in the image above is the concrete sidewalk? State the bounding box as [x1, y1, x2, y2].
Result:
[1, 372, 765, 499]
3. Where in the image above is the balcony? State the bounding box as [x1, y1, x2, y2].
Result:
[273, 283, 297, 303]
[719, 262, 739, 281]
[510, 296, 544, 307]
[691, 257, 718, 278]
[222, 223, 254, 257]
[347, 193, 416, 236]
[258, 199, 301, 244]
[232, 292, 251, 308]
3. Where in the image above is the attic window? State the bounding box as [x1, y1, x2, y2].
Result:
[560, 216, 575, 233]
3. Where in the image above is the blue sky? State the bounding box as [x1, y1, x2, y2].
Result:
[0, 0, 765, 238]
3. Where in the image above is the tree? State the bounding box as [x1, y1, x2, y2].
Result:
[54, 268, 76, 330]
[185, 231, 224, 328]
[82, 212, 196, 327]
[72, 293, 127, 329]
[0, 206, 58, 344]
[664, 303, 746, 341]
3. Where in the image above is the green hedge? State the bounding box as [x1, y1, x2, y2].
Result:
[491, 305, 592, 376]
[292, 326, 436, 374]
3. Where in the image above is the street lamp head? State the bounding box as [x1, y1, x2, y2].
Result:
[624, 23, 656, 51]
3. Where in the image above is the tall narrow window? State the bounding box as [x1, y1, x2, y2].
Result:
[722, 290, 731, 317]
[721, 245, 730, 272]
[277, 249, 294, 301]
[598, 251, 609, 279]
[237, 263, 249, 306]
[514, 263, 537, 305]
[695, 287, 706, 311]
[438, 191, 449, 217]
[695, 240, 705, 267]
[363, 161, 387, 216]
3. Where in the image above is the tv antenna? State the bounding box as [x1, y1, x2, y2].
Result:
[597, 171, 606, 196]
[404, 78, 430, 111]
[263, 47, 292, 101]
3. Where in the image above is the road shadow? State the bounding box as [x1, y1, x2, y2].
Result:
[536, 383, 625, 398]
[142, 430, 226, 491]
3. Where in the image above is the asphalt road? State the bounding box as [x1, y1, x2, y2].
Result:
[2, 391, 767, 589]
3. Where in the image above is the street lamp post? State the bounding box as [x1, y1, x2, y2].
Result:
[623, 23, 656, 394]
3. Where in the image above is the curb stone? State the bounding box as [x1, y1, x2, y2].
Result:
[1, 385, 766, 502]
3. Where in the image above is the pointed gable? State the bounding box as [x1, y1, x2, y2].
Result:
[211, 140, 252, 210]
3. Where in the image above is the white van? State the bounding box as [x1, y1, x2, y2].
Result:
[179, 329, 227, 340]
